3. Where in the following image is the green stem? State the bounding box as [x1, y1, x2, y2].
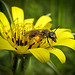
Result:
[47, 60, 61, 75]
[27, 57, 32, 75]
[12, 54, 31, 75]
[12, 54, 18, 74]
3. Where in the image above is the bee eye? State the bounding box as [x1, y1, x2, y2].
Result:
[49, 32, 55, 38]
[51, 34, 55, 37]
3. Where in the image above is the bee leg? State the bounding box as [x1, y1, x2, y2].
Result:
[37, 39, 42, 48]
[37, 43, 40, 48]
[37, 41, 41, 48]
[47, 38, 53, 49]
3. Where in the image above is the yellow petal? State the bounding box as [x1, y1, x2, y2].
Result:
[54, 28, 74, 39]
[54, 39, 75, 50]
[29, 48, 50, 63]
[53, 28, 71, 33]
[12, 7, 24, 25]
[48, 48, 66, 63]
[0, 36, 16, 51]
[24, 18, 34, 23]
[34, 16, 52, 29]
[0, 12, 10, 32]
[42, 23, 52, 29]
[56, 32, 74, 39]
[23, 18, 34, 31]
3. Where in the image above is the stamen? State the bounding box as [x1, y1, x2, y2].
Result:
[37, 45, 40, 48]
[15, 48, 17, 50]
[20, 40, 24, 46]
[28, 45, 33, 49]
[16, 39, 19, 46]
[24, 41, 27, 45]
[7, 36, 10, 39]
[12, 38, 14, 43]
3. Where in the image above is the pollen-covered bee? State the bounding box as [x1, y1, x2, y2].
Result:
[13, 27, 58, 49]
[22, 28, 57, 49]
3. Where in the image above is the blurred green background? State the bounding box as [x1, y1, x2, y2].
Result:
[0, 0, 75, 75]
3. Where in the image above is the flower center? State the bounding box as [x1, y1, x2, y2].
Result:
[1, 22, 52, 53]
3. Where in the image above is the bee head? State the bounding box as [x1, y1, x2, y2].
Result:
[48, 32, 56, 42]
[48, 26, 59, 42]
[41, 29, 56, 42]
[41, 27, 59, 43]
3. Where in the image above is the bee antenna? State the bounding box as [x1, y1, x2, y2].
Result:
[54, 26, 60, 32]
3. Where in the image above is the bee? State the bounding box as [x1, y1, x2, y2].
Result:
[13, 27, 58, 49]
[22, 28, 58, 49]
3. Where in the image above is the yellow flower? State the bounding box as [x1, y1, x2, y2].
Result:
[0, 7, 75, 64]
